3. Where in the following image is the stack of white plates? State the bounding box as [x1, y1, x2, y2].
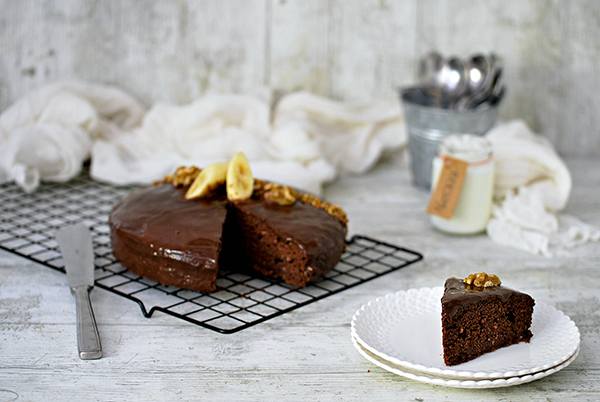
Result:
[351, 287, 580, 389]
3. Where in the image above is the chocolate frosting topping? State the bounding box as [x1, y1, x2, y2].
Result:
[110, 184, 227, 268]
[109, 182, 347, 292]
[441, 277, 528, 320]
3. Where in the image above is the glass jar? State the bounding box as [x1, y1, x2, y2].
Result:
[430, 134, 494, 234]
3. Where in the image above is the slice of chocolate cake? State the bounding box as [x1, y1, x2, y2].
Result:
[441, 273, 535, 366]
[221, 197, 346, 288]
[110, 184, 228, 293]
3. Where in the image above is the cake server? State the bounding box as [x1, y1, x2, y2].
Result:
[55, 223, 102, 360]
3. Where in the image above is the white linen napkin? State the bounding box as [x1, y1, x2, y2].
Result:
[0, 81, 406, 195]
[486, 120, 600, 256]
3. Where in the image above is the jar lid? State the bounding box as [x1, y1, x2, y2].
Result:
[438, 134, 492, 163]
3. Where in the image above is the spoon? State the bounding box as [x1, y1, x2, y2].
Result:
[418, 53, 468, 107]
[466, 54, 492, 95]
[454, 54, 493, 110]
[418, 51, 445, 88]
[489, 63, 504, 97]
[464, 71, 504, 110]
[417, 51, 446, 106]
[443, 57, 469, 98]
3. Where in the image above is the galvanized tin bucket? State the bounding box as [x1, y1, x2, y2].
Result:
[400, 86, 501, 190]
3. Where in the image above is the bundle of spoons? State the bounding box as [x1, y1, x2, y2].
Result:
[417, 51, 505, 111]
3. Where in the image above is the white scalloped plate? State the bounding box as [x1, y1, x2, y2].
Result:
[351, 287, 580, 380]
[352, 336, 580, 389]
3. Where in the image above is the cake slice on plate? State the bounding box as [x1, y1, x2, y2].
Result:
[441, 272, 535, 366]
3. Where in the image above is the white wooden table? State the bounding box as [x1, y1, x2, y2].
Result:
[1, 154, 598, 401]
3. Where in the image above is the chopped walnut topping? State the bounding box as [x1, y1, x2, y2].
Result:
[253, 179, 266, 193]
[158, 166, 348, 227]
[300, 193, 313, 203]
[158, 165, 201, 188]
[152, 174, 172, 186]
[464, 272, 502, 288]
[326, 204, 348, 225]
[264, 186, 296, 206]
[295, 192, 348, 226]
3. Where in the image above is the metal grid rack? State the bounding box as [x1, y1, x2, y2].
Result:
[0, 173, 423, 334]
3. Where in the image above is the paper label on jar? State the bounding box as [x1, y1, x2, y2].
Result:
[426, 156, 468, 219]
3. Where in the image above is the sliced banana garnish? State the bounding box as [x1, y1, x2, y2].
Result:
[185, 161, 229, 199]
[226, 152, 254, 201]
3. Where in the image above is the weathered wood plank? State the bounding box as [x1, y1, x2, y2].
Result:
[1, 0, 600, 156]
[327, 0, 417, 102]
[556, 0, 600, 155]
[0, 0, 267, 106]
[269, 0, 332, 94]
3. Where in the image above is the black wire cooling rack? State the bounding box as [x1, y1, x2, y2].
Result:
[0, 173, 423, 334]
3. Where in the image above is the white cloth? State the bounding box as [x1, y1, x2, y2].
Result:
[0, 81, 406, 195]
[488, 120, 571, 211]
[486, 120, 600, 256]
[0, 81, 145, 192]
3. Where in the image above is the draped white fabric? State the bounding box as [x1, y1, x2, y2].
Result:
[486, 120, 599, 256]
[0, 82, 406, 195]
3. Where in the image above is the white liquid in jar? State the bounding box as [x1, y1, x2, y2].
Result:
[430, 134, 494, 235]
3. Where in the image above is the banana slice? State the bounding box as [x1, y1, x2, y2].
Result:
[185, 161, 229, 199]
[226, 152, 254, 201]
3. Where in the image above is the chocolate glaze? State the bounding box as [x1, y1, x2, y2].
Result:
[110, 184, 228, 292]
[441, 277, 533, 321]
[109, 183, 347, 292]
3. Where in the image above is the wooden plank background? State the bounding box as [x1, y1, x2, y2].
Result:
[0, 0, 598, 156]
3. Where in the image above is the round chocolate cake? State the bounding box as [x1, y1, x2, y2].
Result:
[109, 165, 348, 293]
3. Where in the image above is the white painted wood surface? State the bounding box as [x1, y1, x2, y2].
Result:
[1, 0, 600, 155]
[0, 154, 599, 401]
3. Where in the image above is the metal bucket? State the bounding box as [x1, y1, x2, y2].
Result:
[400, 86, 501, 190]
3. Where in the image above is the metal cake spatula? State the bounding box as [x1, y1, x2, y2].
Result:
[55, 223, 102, 360]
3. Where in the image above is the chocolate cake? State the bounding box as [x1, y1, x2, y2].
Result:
[441, 273, 535, 366]
[109, 160, 347, 293]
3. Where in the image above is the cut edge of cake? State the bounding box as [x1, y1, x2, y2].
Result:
[166, 162, 348, 289]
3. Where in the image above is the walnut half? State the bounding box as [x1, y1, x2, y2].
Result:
[464, 272, 502, 288]
[159, 165, 201, 188]
[264, 186, 296, 206]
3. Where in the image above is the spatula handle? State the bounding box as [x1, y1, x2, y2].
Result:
[72, 286, 102, 360]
